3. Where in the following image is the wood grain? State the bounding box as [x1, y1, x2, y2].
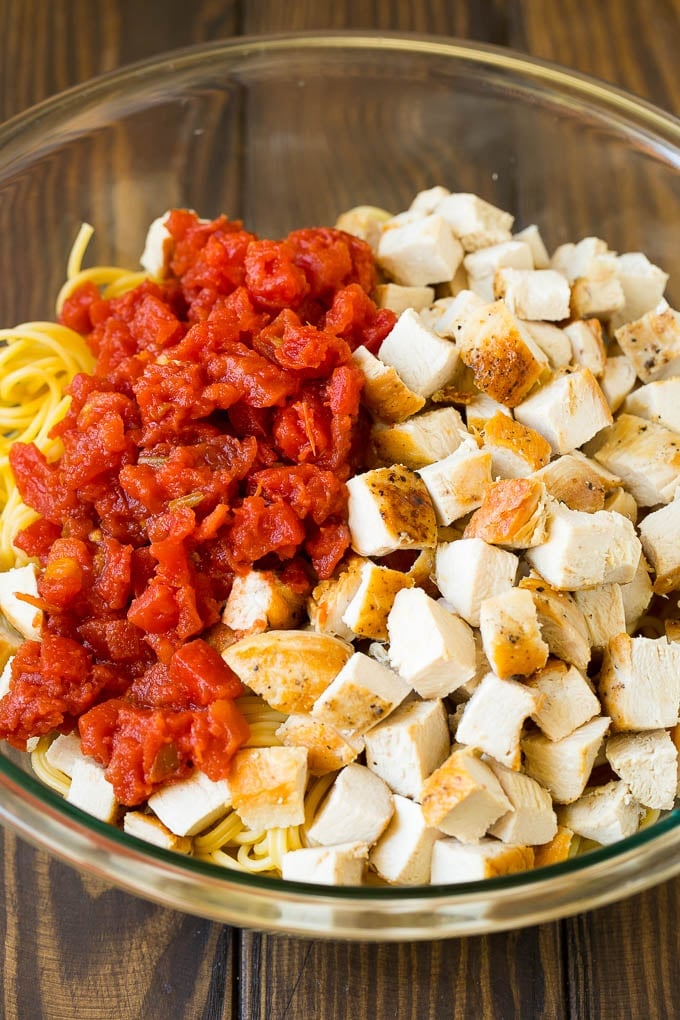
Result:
[0, 2, 679, 1018]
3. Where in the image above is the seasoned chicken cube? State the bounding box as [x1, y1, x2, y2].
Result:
[514, 368, 613, 454]
[603, 487, 639, 523]
[371, 406, 469, 469]
[533, 825, 576, 867]
[589, 413, 680, 506]
[281, 842, 368, 885]
[386, 587, 476, 698]
[335, 205, 391, 248]
[378, 309, 460, 397]
[228, 746, 307, 830]
[457, 301, 548, 406]
[422, 289, 484, 337]
[639, 497, 680, 594]
[573, 583, 627, 650]
[513, 224, 550, 268]
[373, 282, 435, 314]
[531, 451, 620, 513]
[66, 758, 119, 824]
[610, 252, 669, 330]
[307, 555, 365, 641]
[524, 500, 641, 590]
[479, 588, 549, 679]
[377, 214, 463, 286]
[148, 770, 232, 837]
[551, 237, 612, 281]
[557, 781, 643, 845]
[276, 714, 363, 775]
[569, 271, 625, 320]
[518, 578, 591, 673]
[430, 838, 534, 883]
[615, 303, 680, 382]
[341, 560, 413, 641]
[45, 731, 84, 778]
[435, 538, 518, 627]
[464, 239, 534, 302]
[524, 660, 601, 741]
[463, 478, 549, 548]
[417, 440, 493, 525]
[123, 812, 192, 854]
[140, 212, 172, 278]
[494, 267, 571, 321]
[434, 192, 514, 251]
[598, 634, 680, 731]
[619, 555, 654, 632]
[456, 671, 541, 769]
[311, 651, 411, 739]
[364, 698, 450, 799]
[370, 795, 440, 884]
[421, 746, 512, 841]
[606, 730, 678, 810]
[487, 761, 558, 845]
[465, 392, 513, 431]
[563, 318, 607, 376]
[223, 631, 353, 714]
[521, 320, 572, 369]
[624, 377, 680, 433]
[352, 345, 426, 423]
[521, 716, 611, 804]
[222, 569, 306, 636]
[475, 412, 552, 479]
[307, 763, 394, 847]
[346, 465, 437, 556]
[0, 564, 41, 640]
[599, 354, 637, 412]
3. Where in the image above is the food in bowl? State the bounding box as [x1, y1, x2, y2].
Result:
[0, 185, 678, 887]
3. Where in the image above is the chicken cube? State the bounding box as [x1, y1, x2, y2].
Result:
[335, 205, 391, 248]
[409, 185, 451, 214]
[487, 761, 558, 845]
[44, 731, 84, 778]
[521, 716, 611, 804]
[281, 842, 368, 885]
[370, 795, 440, 884]
[352, 345, 425, 423]
[479, 588, 549, 679]
[463, 478, 549, 548]
[624, 377, 680, 434]
[364, 698, 450, 799]
[435, 192, 514, 251]
[457, 301, 548, 406]
[569, 272, 625, 320]
[340, 561, 413, 641]
[66, 758, 119, 824]
[148, 769, 232, 837]
[456, 671, 542, 769]
[589, 413, 680, 506]
[572, 584, 627, 650]
[494, 267, 571, 321]
[465, 392, 513, 431]
[521, 320, 573, 369]
[228, 746, 308, 830]
[557, 781, 643, 845]
[307, 556, 365, 641]
[476, 412, 552, 479]
[373, 282, 435, 314]
[600, 354, 637, 412]
[0, 564, 41, 640]
[123, 812, 192, 854]
[346, 465, 437, 557]
[221, 569, 306, 636]
[514, 368, 613, 454]
[276, 714, 363, 775]
[610, 252, 669, 330]
[386, 587, 476, 698]
[378, 308, 460, 397]
[639, 497, 680, 595]
[417, 441, 493, 525]
[430, 838, 534, 883]
[619, 555, 654, 632]
[599, 634, 680, 731]
[513, 224, 550, 268]
[464, 239, 534, 302]
[434, 538, 518, 627]
[524, 660, 601, 741]
[531, 451, 620, 513]
[421, 746, 512, 841]
[311, 651, 411, 740]
[551, 237, 612, 281]
[563, 318, 607, 376]
[604, 487, 639, 523]
[615, 303, 680, 382]
[371, 406, 469, 469]
[307, 763, 394, 847]
[377, 214, 463, 286]
[532, 825, 576, 867]
[606, 730, 678, 811]
[140, 212, 172, 278]
[518, 578, 591, 673]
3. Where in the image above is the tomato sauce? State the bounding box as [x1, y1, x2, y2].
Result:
[0, 212, 396, 804]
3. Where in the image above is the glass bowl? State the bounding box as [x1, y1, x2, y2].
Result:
[0, 32, 679, 940]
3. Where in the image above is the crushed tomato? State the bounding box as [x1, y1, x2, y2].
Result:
[0, 212, 396, 805]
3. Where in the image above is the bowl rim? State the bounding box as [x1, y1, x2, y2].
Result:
[1, 30, 679, 936]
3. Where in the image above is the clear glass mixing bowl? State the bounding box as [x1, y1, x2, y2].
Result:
[0, 33, 678, 939]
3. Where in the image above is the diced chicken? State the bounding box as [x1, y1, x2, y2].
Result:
[486, 761, 558, 845]
[609, 252, 669, 330]
[494, 268, 571, 321]
[276, 714, 362, 775]
[123, 812, 192, 853]
[335, 205, 391, 248]
[456, 671, 541, 769]
[464, 239, 534, 302]
[518, 577, 591, 673]
[513, 224, 550, 269]
[475, 412, 552, 479]
[619, 555, 654, 632]
[434, 538, 518, 627]
[624, 377, 680, 433]
[533, 825, 575, 867]
[422, 289, 484, 337]
[604, 487, 639, 523]
[430, 838, 534, 883]
[589, 413, 680, 506]
[463, 478, 549, 548]
[563, 319, 607, 376]
[598, 634, 680, 731]
[370, 795, 440, 884]
[306, 763, 394, 847]
[311, 651, 411, 739]
[639, 496, 680, 594]
[551, 237, 612, 281]
[569, 271, 625, 320]
[524, 660, 601, 741]
[149, 769, 232, 837]
[364, 697, 450, 799]
[228, 746, 307, 830]
[532, 451, 620, 513]
[479, 588, 549, 679]
[140, 212, 172, 277]
[386, 587, 476, 698]
[0, 564, 41, 640]
[434, 192, 514, 251]
[45, 731, 84, 778]
[457, 301, 548, 407]
[524, 499, 641, 590]
[417, 440, 493, 524]
[377, 214, 463, 286]
[341, 560, 413, 641]
[222, 631, 353, 714]
[346, 465, 437, 556]
[371, 406, 469, 469]
[599, 355, 637, 412]
[606, 730, 678, 810]
[557, 781, 643, 845]
[66, 758, 119, 824]
[421, 746, 512, 841]
[307, 556, 365, 641]
[615, 303, 680, 382]
[521, 716, 611, 803]
[573, 584, 627, 650]
[373, 282, 435, 314]
[513, 368, 613, 454]
[222, 569, 306, 636]
[409, 185, 451, 215]
[465, 392, 513, 431]
[378, 309, 460, 398]
[352, 345, 426, 423]
[521, 320, 573, 369]
[281, 842, 368, 885]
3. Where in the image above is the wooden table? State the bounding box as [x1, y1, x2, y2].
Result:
[1, 2, 679, 1017]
